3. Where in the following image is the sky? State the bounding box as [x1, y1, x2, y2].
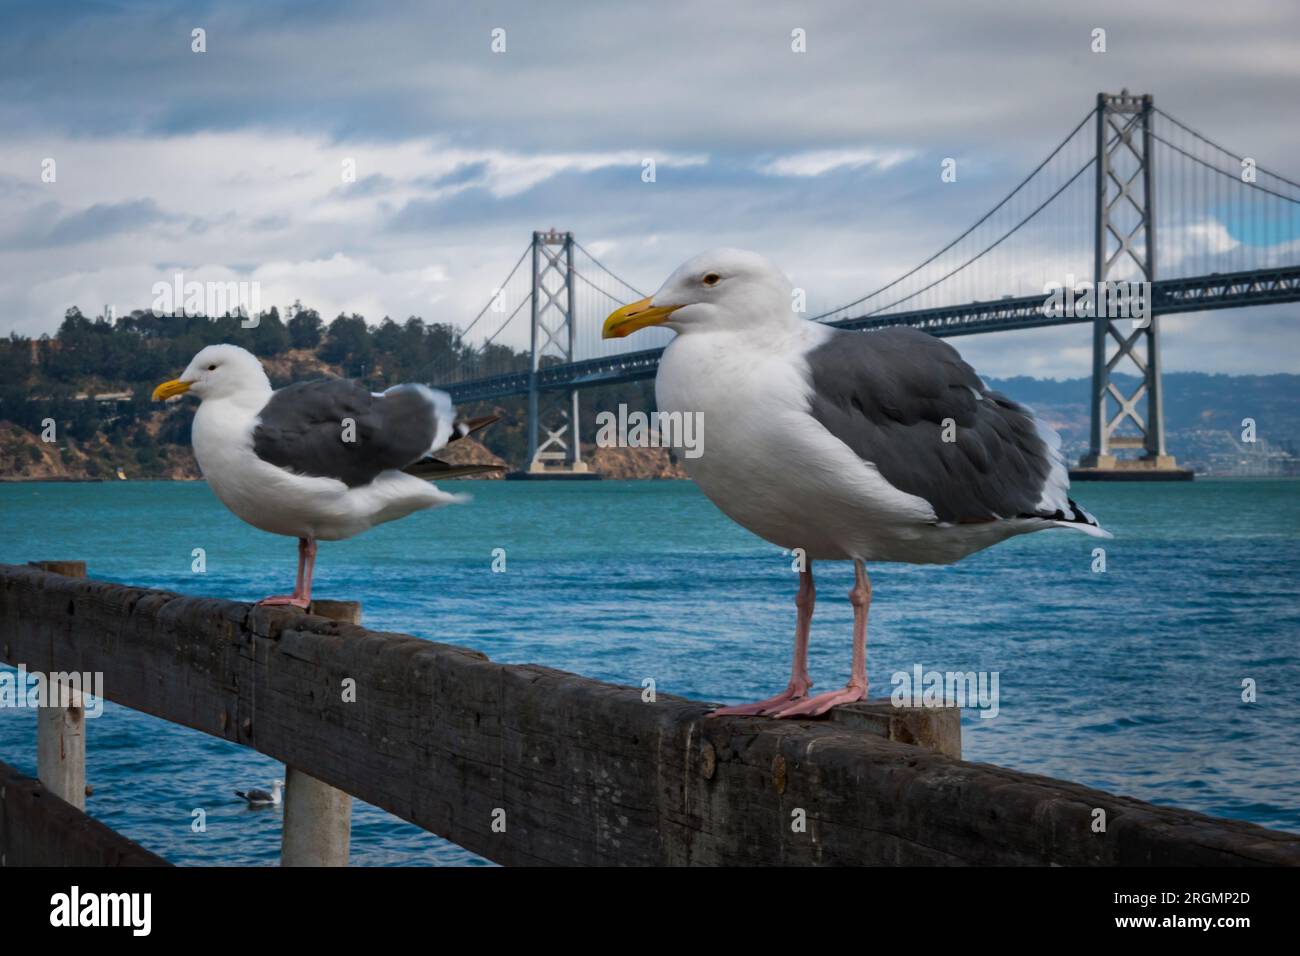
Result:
[0, 0, 1297, 378]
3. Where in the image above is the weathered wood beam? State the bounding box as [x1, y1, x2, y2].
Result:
[1, 563, 1297, 866]
[0, 758, 168, 867]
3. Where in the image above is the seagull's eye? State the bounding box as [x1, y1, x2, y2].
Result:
[207, 364, 217, 371]
[702, 273, 721, 286]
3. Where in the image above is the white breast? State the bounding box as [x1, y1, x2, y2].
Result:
[655, 326, 1004, 564]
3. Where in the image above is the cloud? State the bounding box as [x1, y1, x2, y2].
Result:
[337, 173, 398, 198]
[48, 198, 173, 243]
[2, 0, 1296, 162]
[405, 149, 708, 200]
[1159, 219, 1241, 273]
[416, 162, 489, 189]
[4, 198, 177, 249]
[757, 148, 915, 177]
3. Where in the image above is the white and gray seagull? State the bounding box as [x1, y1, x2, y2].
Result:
[235, 779, 284, 807]
[153, 344, 500, 607]
[603, 249, 1110, 719]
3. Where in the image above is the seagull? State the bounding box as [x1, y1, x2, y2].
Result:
[235, 779, 284, 807]
[152, 344, 501, 607]
[603, 249, 1110, 719]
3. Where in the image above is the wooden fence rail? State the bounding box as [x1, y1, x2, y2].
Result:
[0, 757, 168, 867]
[1, 562, 1298, 866]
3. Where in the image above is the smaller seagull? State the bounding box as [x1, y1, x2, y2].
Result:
[153, 344, 501, 607]
[235, 779, 284, 807]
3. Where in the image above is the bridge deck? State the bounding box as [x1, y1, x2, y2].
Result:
[438, 264, 1300, 403]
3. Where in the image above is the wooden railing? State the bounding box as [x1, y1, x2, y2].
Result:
[0, 757, 167, 867]
[1, 562, 1297, 866]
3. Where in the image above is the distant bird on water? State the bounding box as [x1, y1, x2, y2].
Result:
[235, 779, 284, 807]
[153, 344, 501, 607]
[603, 249, 1109, 719]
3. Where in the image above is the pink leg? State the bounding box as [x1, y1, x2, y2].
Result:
[300, 538, 317, 602]
[257, 537, 316, 609]
[710, 562, 816, 717]
[294, 540, 306, 595]
[773, 560, 870, 718]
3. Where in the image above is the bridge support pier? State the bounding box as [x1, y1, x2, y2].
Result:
[1074, 91, 1192, 481]
[521, 229, 593, 479]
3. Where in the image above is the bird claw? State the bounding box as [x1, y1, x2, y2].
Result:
[708, 682, 814, 718]
[256, 594, 310, 609]
[771, 684, 867, 719]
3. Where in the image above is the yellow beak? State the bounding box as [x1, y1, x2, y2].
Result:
[602, 297, 681, 339]
[151, 379, 191, 401]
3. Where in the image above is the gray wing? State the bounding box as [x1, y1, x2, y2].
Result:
[804, 327, 1057, 523]
[252, 379, 450, 487]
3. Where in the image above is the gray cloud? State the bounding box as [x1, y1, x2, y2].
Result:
[7, 198, 174, 248]
[3, 1, 1296, 158]
[335, 173, 398, 198]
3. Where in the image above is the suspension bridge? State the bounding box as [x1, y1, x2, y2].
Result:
[426, 92, 1300, 477]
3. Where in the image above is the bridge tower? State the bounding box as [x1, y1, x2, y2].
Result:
[525, 229, 589, 475]
[1075, 91, 1189, 479]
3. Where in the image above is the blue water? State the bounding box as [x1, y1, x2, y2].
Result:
[1, 479, 1297, 864]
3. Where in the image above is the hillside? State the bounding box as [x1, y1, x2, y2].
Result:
[982, 372, 1300, 476]
[1, 311, 1296, 479]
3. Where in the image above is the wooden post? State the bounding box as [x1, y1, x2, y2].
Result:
[30, 561, 87, 811]
[280, 599, 358, 867]
[832, 700, 962, 759]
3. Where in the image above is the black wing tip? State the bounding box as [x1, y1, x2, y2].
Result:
[1023, 496, 1101, 527]
[1066, 496, 1102, 527]
[450, 414, 501, 441]
[404, 457, 507, 480]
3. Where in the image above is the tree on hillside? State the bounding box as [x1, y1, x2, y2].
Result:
[0, 333, 32, 383]
[251, 306, 289, 357]
[287, 306, 323, 349]
[321, 313, 372, 375]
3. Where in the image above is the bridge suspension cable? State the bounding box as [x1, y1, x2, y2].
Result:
[420, 241, 535, 387]
[1150, 128, 1300, 205]
[810, 107, 1102, 323]
[1150, 107, 1300, 279]
[811, 108, 1099, 321]
[573, 240, 646, 299]
[857, 153, 1098, 318]
[482, 289, 533, 346]
[1154, 108, 1300, 193]
[567, 240, 671, 364]
[452, 243, 532, 342]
